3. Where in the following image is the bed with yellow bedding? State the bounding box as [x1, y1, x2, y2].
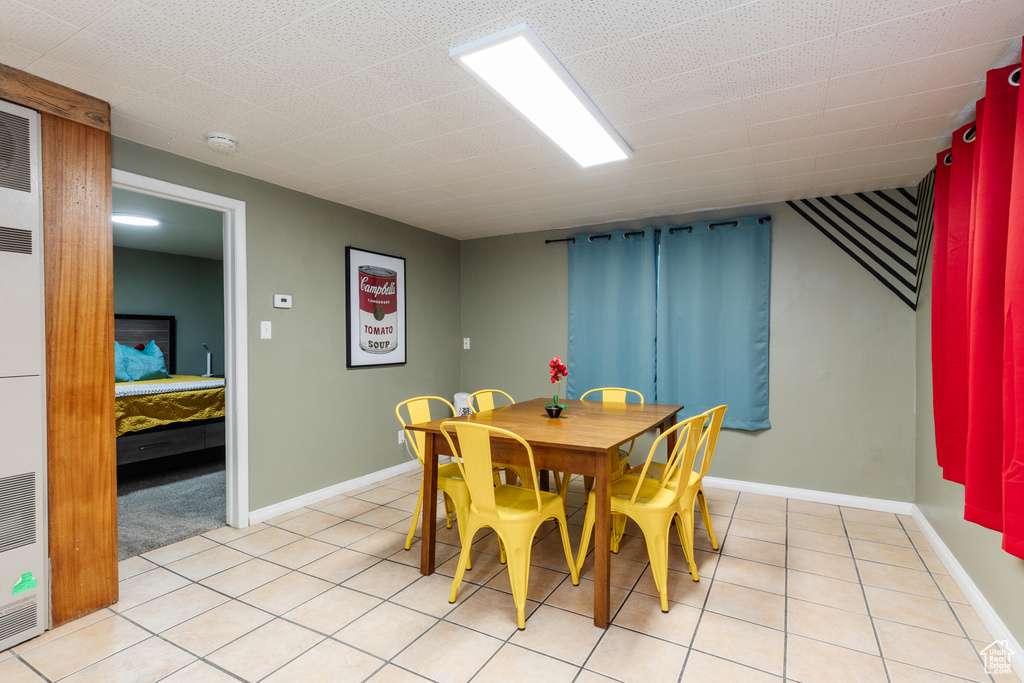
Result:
[114, 314, 226, 465]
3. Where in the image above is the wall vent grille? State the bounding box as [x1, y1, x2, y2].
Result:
[0, 473, 36, 554]
[0, 599, 37, 642]
[0, 110, 31, 193]
[0, 226, 31, 254]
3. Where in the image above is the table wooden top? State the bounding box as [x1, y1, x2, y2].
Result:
[406, 397, 683, 452]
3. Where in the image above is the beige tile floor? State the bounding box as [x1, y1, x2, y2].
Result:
[3, 471, 1020, 682]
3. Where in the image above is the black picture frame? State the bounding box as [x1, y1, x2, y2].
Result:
[345, 246, 407, 368]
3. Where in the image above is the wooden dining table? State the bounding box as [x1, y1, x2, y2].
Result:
[405, 396, 683, 628]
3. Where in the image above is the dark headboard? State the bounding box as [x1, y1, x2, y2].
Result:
[114, 314, 176, 374]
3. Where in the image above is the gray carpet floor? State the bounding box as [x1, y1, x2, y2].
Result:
[117, 453, 226, 560]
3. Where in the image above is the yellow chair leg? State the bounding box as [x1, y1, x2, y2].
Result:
[697, 488, 718, 550]
[442, 493, 455, 529]
[500, 526, 537, 630]
[675, 507, 699, 581]
[556, 516, 580, 585]
[634, 514, 673, 612]
[610, 513, 627, 553]
[404, 481, 425, 550]
[574, 491, 596, 573]
[448, 526, 476, 604]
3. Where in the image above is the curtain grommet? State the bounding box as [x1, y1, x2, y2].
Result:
[964, 125, 976, 143]
[944, 152, 953, 166]
[1010, 67, 1020, 86]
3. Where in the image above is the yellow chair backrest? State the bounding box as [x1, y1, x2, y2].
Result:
[468, 389, 515, 413]
[693, 405, 727, 480]
[580, 387, 644, 405]
[396, 396, 455, 465]
[440, 421, 541, 516]
[629, 412, 707, 503]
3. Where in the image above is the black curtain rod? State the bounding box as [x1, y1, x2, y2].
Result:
[544, 215, 770, 244]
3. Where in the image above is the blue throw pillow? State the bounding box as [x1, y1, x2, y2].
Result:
[118, 340, 171, 381]
[114, 342, 131, 382]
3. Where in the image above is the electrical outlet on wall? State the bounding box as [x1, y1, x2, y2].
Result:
[463, 337, 470, 349]
[398, 429, 406, 445]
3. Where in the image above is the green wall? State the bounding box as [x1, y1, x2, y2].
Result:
[461, 202, 917, 502]
[914, 256, 1024, 645]
[112, 138, 462, 510]
[113, 247, 224, 375]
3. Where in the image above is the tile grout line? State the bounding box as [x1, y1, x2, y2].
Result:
[837, 506, 893, 683]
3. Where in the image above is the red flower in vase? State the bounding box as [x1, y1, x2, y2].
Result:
[546, 356, 568, 409]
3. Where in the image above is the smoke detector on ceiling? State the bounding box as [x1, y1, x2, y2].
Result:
[206, 132, 236, 152]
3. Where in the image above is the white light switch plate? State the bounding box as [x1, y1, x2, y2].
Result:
[274, 294, 292, 308]
[260, 321, 272, 339]
[463, 337, 470, 349]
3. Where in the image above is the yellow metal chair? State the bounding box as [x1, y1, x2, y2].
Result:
[579, 387, 645, 494]
[396, 397, 473, 564]
[441, 421, 579, 629]
[622, 405, 728, 562]
[468, 389, 515, 413]
[575, 412, 707, 612]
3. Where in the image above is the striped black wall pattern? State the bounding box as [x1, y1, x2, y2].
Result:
[787, 183, 925, 310]
[914, 169, 936, 307]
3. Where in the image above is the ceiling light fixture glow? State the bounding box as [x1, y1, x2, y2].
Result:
[112, 214, 160, 227]
[450, 25, 631, 168]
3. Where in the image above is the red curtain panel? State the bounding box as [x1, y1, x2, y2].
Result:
[965, 66, 1020, 531]
[932, 150, 951, 467]
[1003, 54, 1024, 559]
[941, 120, 979, 484]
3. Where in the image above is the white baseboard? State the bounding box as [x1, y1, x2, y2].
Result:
[248, 459, 420, 525]
[911, 507, 1024, 680]
[701, 476, 916, 515]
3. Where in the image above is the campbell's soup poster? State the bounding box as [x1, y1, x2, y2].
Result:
[346, 247, 406, 367]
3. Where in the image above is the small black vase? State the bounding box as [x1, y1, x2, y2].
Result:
[545, 406, 563, 418]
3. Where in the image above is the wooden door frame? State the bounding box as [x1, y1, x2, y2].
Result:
[112, 169, 250, 527]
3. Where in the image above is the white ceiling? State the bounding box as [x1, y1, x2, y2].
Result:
[4, 1, 1022, 240]
[113, 187, 223, 259]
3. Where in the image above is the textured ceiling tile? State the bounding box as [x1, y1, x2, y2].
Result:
[324, 120, 394, 154]
[335, 154, 401, 180]
[874, 138, 945, 163]
[656, 65, 747, 115]
[145, 76, 253, 121]
[45, 31, 182, 93]
[700, 163, 757, 186]
[705, 0, 840, 59]
[691, 147, 755, 172]
[246, 145, 320, 173]
[293, 163, 360, 187]
[871, 156, 935, 178]
[629, 17, 714, 80]
[272, 174, 330, 195]
[752, 137, 822, 164]
[831, 6, 955, 77]
[825, 61, 928, 110]
[813, 147, 881, 172]
[507, 0, 628, 58]
[110, 112, 177, 148]
[741, 80, 828, 125]
[426, 16, 512, 58]
[561, 41, 650, 97]
[237, 25, 357, 90]
[821, 97, 910, 133]
[313, 186, 370, 205]
[592, 83, 675, 127]
[606, 0, 733, 38]
[212, 154, 287, 180]
[373, 0, 504, 43]
[0, 39, 41, 69]
[633, 128, 750, 165]
[141, 0, 288, 49]
[817, 125, 896, 153]
[27, 56, 142, 106]
[189, 53, 304, 106]
[937, 0, 1024, 53]
[757, 172, 814, 193]
[365, 172, 432, 194]
[162, 135, 235, 167]
[902, 81, 986, 120]
[281, 135, 360, 164]
[88, 0, 229, 72]
[294, 0, 422, 68]
[371, 143, 443, 171]
[729, 36, 835, 97]
[812, 166, 876, 186]
[754, 156, 817, 179]
[618, 101, 747, 147]
[367, 105, 452, 146]
[264, 93, 358, 133]
[419, 87, 513, 130]
[460, 118, 546, 153]
[116, 94, 216, 137]
[314, 69, 417, 119]
[414, 131, 488, 163]
[917, 38, 1022, 92]
[258, 0, 345, 22]
[16, 0, 122, 27]
[222, 108, 313, 146]
[747, 112, 822, 147]
[888, 114, 958, 144]
[838, 0, 956, 32]
[378, 48, 473, 102]
[0, 0, 80, 53]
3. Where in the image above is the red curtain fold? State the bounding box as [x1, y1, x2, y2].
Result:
[941, 120, 979, 484]
[932, 42, 1024, 559]
[932, 150, 951, 465]
[1004, 53, 1024, 558]
[965, 66, 1019, 531]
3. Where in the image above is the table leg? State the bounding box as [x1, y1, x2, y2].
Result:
[539, 469, 550, 492]
[420, 432, 437, 575]
[593, 448, 611, 628]
[661, 413, 678, 453]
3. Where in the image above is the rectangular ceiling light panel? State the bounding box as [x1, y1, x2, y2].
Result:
[450, 24, 632, 168]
